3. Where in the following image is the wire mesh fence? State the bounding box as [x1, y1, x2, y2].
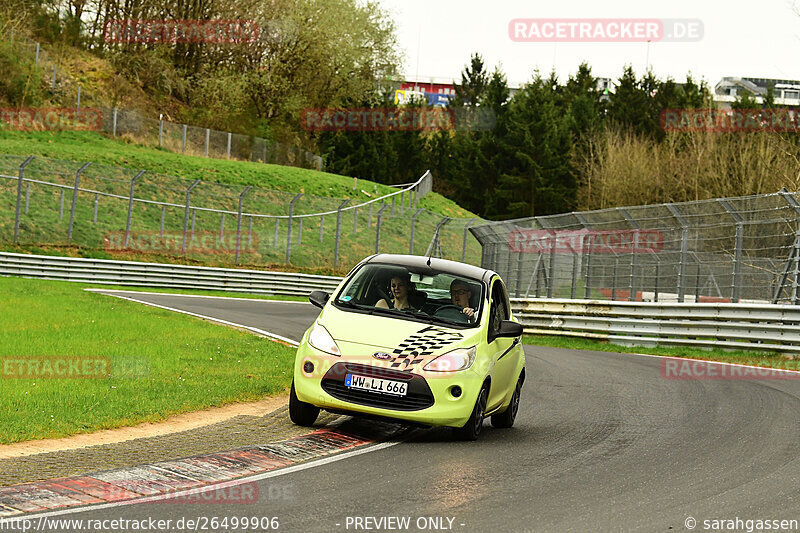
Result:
[471, 191, 800, 304]
[0, 154, 482, 272]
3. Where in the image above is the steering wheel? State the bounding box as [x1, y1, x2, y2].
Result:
[433, 304, 470, 323]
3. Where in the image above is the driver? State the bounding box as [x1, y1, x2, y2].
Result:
[449, 279, 476, 321]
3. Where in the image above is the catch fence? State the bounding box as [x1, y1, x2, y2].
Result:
[471, 191, 800, 304]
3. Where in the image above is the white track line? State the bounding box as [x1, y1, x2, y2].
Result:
[87, 290, 300, 347]
[16, 440, 403, 521]
[84, 288, 311, 304]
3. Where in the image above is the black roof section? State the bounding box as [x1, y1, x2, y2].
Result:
[365, 254, 495, 283]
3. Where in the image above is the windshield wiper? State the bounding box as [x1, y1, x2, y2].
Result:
[335, 300, 374, 313]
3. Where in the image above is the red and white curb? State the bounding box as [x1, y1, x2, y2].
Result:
[0, 427, 400, 517]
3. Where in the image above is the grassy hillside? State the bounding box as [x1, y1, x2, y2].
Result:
[0, 130, 483, 274]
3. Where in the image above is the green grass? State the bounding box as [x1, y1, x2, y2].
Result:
[0, 130, 473, 217]
[523, 334, 800, 370]
[0, 276, 297, 444]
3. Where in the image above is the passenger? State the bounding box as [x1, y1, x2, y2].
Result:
[376, 274, 418, 310]
[449, 279, 476, 320]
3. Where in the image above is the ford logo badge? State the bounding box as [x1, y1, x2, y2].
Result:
[372, 352, 392, 361]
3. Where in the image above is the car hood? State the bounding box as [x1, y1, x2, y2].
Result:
[320, 307, 477, 370]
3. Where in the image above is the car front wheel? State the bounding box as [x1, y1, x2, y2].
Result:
[453, 386, 488, 441]
[289, 380, 320, 426]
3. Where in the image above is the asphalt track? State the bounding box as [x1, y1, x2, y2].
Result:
[38, 292, 800, 531]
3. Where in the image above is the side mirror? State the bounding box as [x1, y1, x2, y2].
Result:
[495, 320, 523, 340]
[309, 291, 330, 309]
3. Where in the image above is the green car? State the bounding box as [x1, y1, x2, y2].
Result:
[289, 254, 526, 440]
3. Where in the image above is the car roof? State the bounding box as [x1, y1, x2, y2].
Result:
[364, 254, 496, 283]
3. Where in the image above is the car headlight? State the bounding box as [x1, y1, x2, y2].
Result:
[307, 322, 341, 356]
[423, 346, 476, 372]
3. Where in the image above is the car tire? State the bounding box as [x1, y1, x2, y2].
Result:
[289, 381, 319, 427]
[453, 386, 488, 441]
[491, 375, 522, 429]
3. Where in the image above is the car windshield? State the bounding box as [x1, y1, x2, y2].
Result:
[334, 264, 483, 328]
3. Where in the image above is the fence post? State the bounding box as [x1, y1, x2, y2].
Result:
[618, 208, 640, 302]
[76, 86, 81, 112]
[205, 128, 210, 157]
[13, 156, 34, 244]
[334, 199, 350, 269]
[274, 218, 279, 247]
[59, 189, 64, 220]
[158, 118, 163, 147]
[409, 208, 424, 254]
[719, 199, 744, 303]
[227, 133, 232, 159]
[112, 108, 118, 136]
[181, 180, 201, 253]
[93, 194, 98, 223]
[319, 215, 324, 242]
[547, 228, 557, 298]
[24, 182, 30, 215]
[35, 42, 39, 66]
[285, 193, 303, 264]
[667, 203, 690, 303]
[776, 189, 800, 304]
[461, 218, 478, 262]
[182, 125, 187, 152]
[375, 204, 389, 253]
[51, 65, 57, 91]
[298, 218, 303, 245]
[67, 162, 91, 242]
[573, 212, 592, 299]
[515, 252, 524, 297]
[400, 191, 404, 215]
[124, 170, 145, 247]
[235, 186, 252, 264]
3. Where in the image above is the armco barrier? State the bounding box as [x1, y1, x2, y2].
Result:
[5, 250, 795, 354]
[511, 298, 800, 353]
[0, 252, 343, 296]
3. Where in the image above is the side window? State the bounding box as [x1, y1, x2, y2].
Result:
[489, 280, 510, 335]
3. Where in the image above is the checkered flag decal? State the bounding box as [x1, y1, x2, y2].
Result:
[390, 326, 464, 370]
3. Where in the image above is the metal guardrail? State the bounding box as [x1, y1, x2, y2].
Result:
[6, 250, 793, 353]
[0, 252, 343, 296]
[511, 298, 800, 353]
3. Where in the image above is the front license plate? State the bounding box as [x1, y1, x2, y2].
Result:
[345, 373, 408, 396]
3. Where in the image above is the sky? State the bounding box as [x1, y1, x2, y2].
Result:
[374, 0, 800, 89]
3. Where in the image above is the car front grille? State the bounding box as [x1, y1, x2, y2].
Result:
[321, 362, 435, 411]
